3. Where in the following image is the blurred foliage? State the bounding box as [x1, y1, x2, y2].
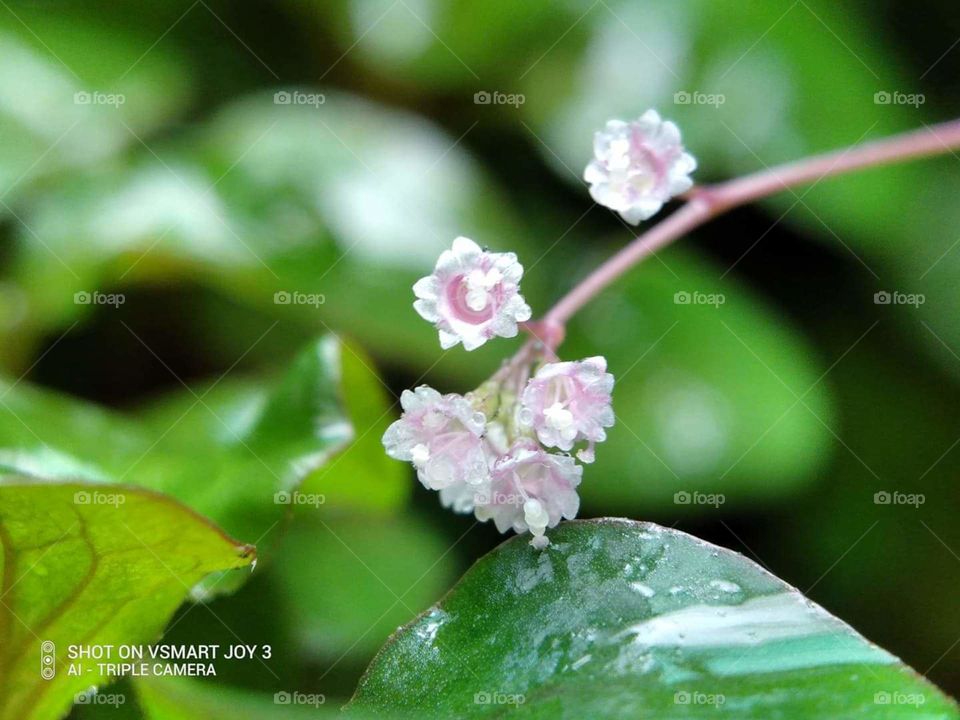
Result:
[0, 0, 956, 715]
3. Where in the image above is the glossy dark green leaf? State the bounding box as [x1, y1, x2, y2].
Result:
[0, 478, 254, 720]
[350, 519, 958, 719]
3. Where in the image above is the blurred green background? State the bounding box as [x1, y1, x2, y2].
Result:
[1, 0, 959, 713]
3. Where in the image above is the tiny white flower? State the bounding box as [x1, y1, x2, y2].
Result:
[474, 441, 582, 548]
[584, 110, 696, 224]
[520, 356, 615, 460]
[413, 237, 532, 351]
[382, 386, 489, 490]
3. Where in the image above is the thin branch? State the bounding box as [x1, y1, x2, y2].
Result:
[542, 118, 960, 330]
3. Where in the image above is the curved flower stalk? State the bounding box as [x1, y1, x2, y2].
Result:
[384, 110, 960, 548]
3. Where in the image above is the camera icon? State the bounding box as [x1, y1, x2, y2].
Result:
[673, 491, 691, 505]
[474, 692, 491, 705]
[673, 291, 691, 305]
[673, 91, 692, 105]
[874, 91, 891, 105]
[40, 640, 56, 680]
[74, 291, 91, 305]
[874, 491, 891, 505]
[74, 91, 91, 105]
[274, 691, 291, 705]
[274, 490, 292, 505]
[674, 691, 691, 705]
[874, 691, 892, 705]
[873, 291, 891, 304]
[274, 91, 291, 105]
[74, 491, 91, 505]
[473, 91, 491, 105]
[274, 291, 291, 305]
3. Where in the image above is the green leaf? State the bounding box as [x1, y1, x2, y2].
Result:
[0, 478, 254, 720]
[133, 335, 353, 548]
[299, 338, 408, 513]
[0, 336, 405, 590]
[349, 519, 958, 719]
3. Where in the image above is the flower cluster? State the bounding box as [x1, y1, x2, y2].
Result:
[385, 238, 614, 548]
[384, 110, 692, 547]
[584, 109, 696, 224]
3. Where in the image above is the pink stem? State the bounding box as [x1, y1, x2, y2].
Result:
[543, 118, 960, 330]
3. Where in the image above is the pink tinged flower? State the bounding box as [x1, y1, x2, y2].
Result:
[474, 441, 583, 548]
[382, 386, 489, 491]
[584, 110, 697, 225]
[412, 236, 532, 351]
[520, 356, 614, 461]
